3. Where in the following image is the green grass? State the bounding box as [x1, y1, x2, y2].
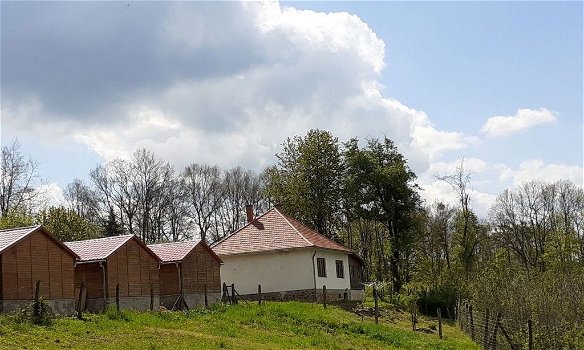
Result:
[0, 302, 479, 350]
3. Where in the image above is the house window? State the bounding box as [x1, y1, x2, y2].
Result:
[317, 258, 326, 277]
[336, 260, 344, 278]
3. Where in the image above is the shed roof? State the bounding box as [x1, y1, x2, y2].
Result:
[212, 207, 354, 257]
[65, 235, 161, 263]
[148, 240, 223, 264]
[0, 225, 79, 259]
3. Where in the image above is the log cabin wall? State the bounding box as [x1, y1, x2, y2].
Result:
[182, 244, 221, 294]
[74, 262, 105, 300]
[159, 264, 179, 296]
[1, 231, 75, 301]
[106, 238, 159, 298]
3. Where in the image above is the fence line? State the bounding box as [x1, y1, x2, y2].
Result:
[458, 300, 535, 350]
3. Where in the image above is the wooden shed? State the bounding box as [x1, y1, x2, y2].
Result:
[148, 241, 222, 310]
[0, 225, 79, 314]
[65, 235, 161, 312]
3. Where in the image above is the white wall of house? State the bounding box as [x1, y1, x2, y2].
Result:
[220, 248, 352, 296]
[220, 249, 315, 295]
[313, 250, 351, 291]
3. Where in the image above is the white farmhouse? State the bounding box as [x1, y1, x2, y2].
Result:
[212, 206, 365, 302]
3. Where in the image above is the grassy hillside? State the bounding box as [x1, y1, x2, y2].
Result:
[0, 302, 478, 350]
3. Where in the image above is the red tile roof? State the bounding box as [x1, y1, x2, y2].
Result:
[212, 207, 353, 256]
[148, 240, 223, 264]
[148, 241, 197, 262]
[0, 225, 79, 259]
[65, 235, 134, 262]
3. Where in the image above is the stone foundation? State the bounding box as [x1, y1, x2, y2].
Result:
[237, 288, 359, 303]
[82, 296, 161, 312]
[160, 292, 222, 310]
[1, 299, 75, 315]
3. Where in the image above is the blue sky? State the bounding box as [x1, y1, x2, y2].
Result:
[1, 1, 582, 216]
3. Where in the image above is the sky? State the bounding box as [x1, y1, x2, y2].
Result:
[1, 1, 582, 217]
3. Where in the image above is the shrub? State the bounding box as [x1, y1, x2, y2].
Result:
[104, 305, 131, 321]
[16, 297, 55, 326]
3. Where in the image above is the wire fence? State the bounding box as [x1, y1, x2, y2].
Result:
[458, 300, 533, 350]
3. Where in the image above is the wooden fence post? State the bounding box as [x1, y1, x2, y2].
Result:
[115, 283, 120, 312]
[204, 283, 208, 308]
[323, 285, 327, 309]
[528, 319, 533, 350]
[490, 312, 501, 350]
[469, 305, 475, 341]
[34, 280, 41, 303]
[373, 286, 379, 324]
[222, 282, 227, 304]
[483, 309, 490, 349]
[437, 307, 443, 339]
[33, 280, 41, 319]
[150, 283, 154, 311]
[77, 282, 84, 320]
[412, 311, 417, 331]
[231, 283, 236, 305]
[258, 284, 262, 306]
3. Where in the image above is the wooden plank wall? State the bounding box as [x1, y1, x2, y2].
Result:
[159, 264, 179, 296]
[74, 263, 104, 300]
[183, 245, 221, 293]
[106, 239, 159, 298]
[1, 231, 75, 300]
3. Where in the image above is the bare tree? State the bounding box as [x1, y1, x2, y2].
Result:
[213, 167, 268, 241]
[64, 178, 99, 223]
[490, 180, 584, 271]
[183, 164, 224, 243]
[0, 139, 44, 217]
[436, 158, 478, 276]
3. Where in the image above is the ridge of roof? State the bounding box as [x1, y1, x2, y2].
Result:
[0, 225, 80, 259]
[148, 240, 199, 262]
[280, 212, 352, 253]
[210, 207, 276, 248]
[273, 207, 313, 246]
[64, 234, 135, 261]
[0, 224, 41, 233]
[212, 207, 354, 256]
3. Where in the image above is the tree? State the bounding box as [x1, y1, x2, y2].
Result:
[344, 137, 421, 293]
[264, 129, 344, 240]
[213, 166, 267, 242]
[64, 178, 99, 223]
[436, 158, 479, 277]
[103, 207, 124, 237]
[0, 139, 43, 217]
[183, 163, 224, 242]
[37, 206, 101, 242]
[0, 208, 35, 229]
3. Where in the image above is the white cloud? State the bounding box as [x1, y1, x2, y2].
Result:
[33, 182, 66, 211]
[418, 179, 497, 218]
[1, 1, 481, 174]
[428, 157, 488, 176]
[480, 108, 557, 137]
[498, 160, 583, 187]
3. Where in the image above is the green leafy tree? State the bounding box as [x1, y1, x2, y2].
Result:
[37, 206, 102, 242]
[344, 137, 421, 293]
[264, 129, 343, 240]
[0, 208, 35, 229]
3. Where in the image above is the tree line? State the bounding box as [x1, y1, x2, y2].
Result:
[2, 131, 583, 347]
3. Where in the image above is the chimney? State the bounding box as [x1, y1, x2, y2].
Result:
[245, 204, 254, 223]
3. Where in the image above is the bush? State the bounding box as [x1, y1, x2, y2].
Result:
[104, 305, 131, 321]
[16, 297, 55, 326]
[417, 284, 458, 317]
